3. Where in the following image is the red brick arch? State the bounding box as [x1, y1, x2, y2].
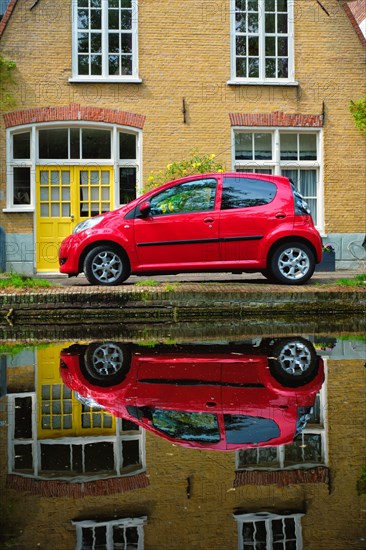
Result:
[3, 104, 146, 129]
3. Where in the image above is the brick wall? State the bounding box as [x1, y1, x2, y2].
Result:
[0, 0, 365, 238]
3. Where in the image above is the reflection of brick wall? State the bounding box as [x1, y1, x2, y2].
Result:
[6, 473, 149, 497]
[234, 467, 329, 488]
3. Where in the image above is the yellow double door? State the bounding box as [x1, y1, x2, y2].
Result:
[36, 166, 114, 272]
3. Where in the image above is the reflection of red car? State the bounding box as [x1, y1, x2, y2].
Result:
[60, 338, 324, 451]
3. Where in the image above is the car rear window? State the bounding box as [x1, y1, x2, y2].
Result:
[221, 176, 277, 210]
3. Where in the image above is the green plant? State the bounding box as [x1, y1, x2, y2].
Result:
[336, 273, 366, 287]
[0, 54, 17, 109]
[134, 279, 160, 287]
[0, 273, 52, 289]
[349, 98, 366, 135]
[146, 149, 225, 190]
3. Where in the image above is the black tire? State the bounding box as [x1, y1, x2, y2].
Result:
[82, 342, 131, 387]
[84, 245, 130, 286]
[268, 337, 319, 387]
[268, 242, 315, 285]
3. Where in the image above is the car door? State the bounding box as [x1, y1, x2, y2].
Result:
[133, 177, 220, 268]
[219, 175, 292, 262]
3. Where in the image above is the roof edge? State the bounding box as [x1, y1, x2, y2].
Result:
[343, 2, 366, 48]
[0, 0, 18, 39]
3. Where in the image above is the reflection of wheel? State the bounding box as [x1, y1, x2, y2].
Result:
[269, 242, 315, 285]
[82, 342, 131, 387]
[269, 338, 319, 387]
[84, 245, 130, 286]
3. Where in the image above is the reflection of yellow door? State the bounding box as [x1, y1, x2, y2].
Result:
[36, 166, 113, 272]
[37, 344, 115, 439]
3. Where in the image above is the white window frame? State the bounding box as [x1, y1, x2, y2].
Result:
[8, 393, 146, 481]
[235, 511, 304, 549]
[229, 0, 297, 85]
[232, 127, 324, 232]
[4, 122, 142, 213]
[70, 0, 141, 83]
[73, 516, 147, 550]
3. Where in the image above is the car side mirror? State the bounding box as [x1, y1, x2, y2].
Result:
[139, 201, 151, 217]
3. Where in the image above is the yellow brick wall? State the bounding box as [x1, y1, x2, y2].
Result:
[0, 0, 365, 235]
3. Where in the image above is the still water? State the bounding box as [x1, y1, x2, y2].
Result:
[1, 331, 365, 549]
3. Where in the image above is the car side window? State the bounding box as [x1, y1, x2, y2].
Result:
[221, 176, 277, 210]
[149, 178, 217, 216]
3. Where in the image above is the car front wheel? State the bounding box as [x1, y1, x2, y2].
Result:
[83, 342, 132, 387]
[269, 338, 319, 387]
[269, 242, 315, 285]
[84, 245, 130, 285]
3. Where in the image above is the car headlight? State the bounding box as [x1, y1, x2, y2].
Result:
[72, 215, 104, 234]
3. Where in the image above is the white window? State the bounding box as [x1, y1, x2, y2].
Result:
[8, 394, 146, 480]
[233, 128, 323, 228]
[4, 124, 142, 212]
[71, 0, 140, 82]
[73, 517, 147, 550]
[230, 0, 295, 84]
[236, 387, 328, 470]
[235, 512, 304, 549]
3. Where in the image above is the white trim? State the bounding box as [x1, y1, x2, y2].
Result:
[235, 512, 304, 550]
[71, 0, 140, 82]
[231, 127, 324, 233]
[230, 0, 295, 83]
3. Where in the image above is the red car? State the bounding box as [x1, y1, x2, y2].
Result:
[60, 338, 324, 451]
[59, 172, 322, 285]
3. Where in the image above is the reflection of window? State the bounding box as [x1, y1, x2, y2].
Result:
[9, 394, 145, 480]
[224, 415, 280, 444]
[235, 512, 304, 549]
[150, 179, 217, 216]
[151, 409, 220, 443]
[221, 177, 276, 210]
[13, 167, 31, 205]
[120, 167, 137, 204]
[231, 0, 295, 82]
[72, 0, 139, 81]
[73, 516, 147, 550]
[233, 129, 321, 225]
[237, 392, 327, 469]
[38, 128, 111, 160]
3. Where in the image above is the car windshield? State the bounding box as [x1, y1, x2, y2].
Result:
[224, 415, 280, 444]
[151, 409, 220, 443]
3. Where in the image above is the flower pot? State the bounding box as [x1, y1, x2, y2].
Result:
[315, 252, 336, 272]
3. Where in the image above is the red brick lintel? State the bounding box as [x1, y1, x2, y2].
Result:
[3, 104, 146, 130]
[234, 466, 330, 488]
[6, 473, 150, 497]
[230, 112, 324, 128]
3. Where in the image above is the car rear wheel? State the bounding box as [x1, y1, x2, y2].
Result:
[84, 245, 130, 286]
[83, 342, 131, 387]
[269, 242, 315, 285]
[269, 338, 319, 387]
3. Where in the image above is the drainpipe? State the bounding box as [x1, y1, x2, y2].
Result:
[0, 227, 5, 272]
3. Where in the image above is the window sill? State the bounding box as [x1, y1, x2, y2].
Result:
[3, 207, 34, 213]
[227, 79, 299, 87]
[69, 77, 143, 84]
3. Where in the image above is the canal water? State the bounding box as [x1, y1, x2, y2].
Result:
[0, 329, 365, 549]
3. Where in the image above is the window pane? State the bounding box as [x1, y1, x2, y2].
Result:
[299, 134, 317, 160]
[120, 167, 136, 203]
[254, 133, 272, 160]
[13, 167, 31, 205]
[14, 444, 33, 471]
[14, 397, 32, 439]
[13, 132, 31, 159]
[221, 177, 276, 209]
[82, 128, 111, 158]
[280, 133, 297, 160]
[150, 179, 217, 216]
[84, 442, 115, 472]
[122, 440, 140, 467]
[235, 133, 252, 160]
[120, 132, 136, 159]
[39, 129, 68, 159]
[41, 444, 70, 471]
[300, 170, 317, 197]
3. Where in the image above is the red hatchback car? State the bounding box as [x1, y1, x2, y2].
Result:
[60, 338, 324, 451]
[59, 172, 322, 285]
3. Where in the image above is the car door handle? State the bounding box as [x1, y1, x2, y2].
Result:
[275, 212, 286, 219]
[206, 401, 217, 408]
[203, 217, 214, 223]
